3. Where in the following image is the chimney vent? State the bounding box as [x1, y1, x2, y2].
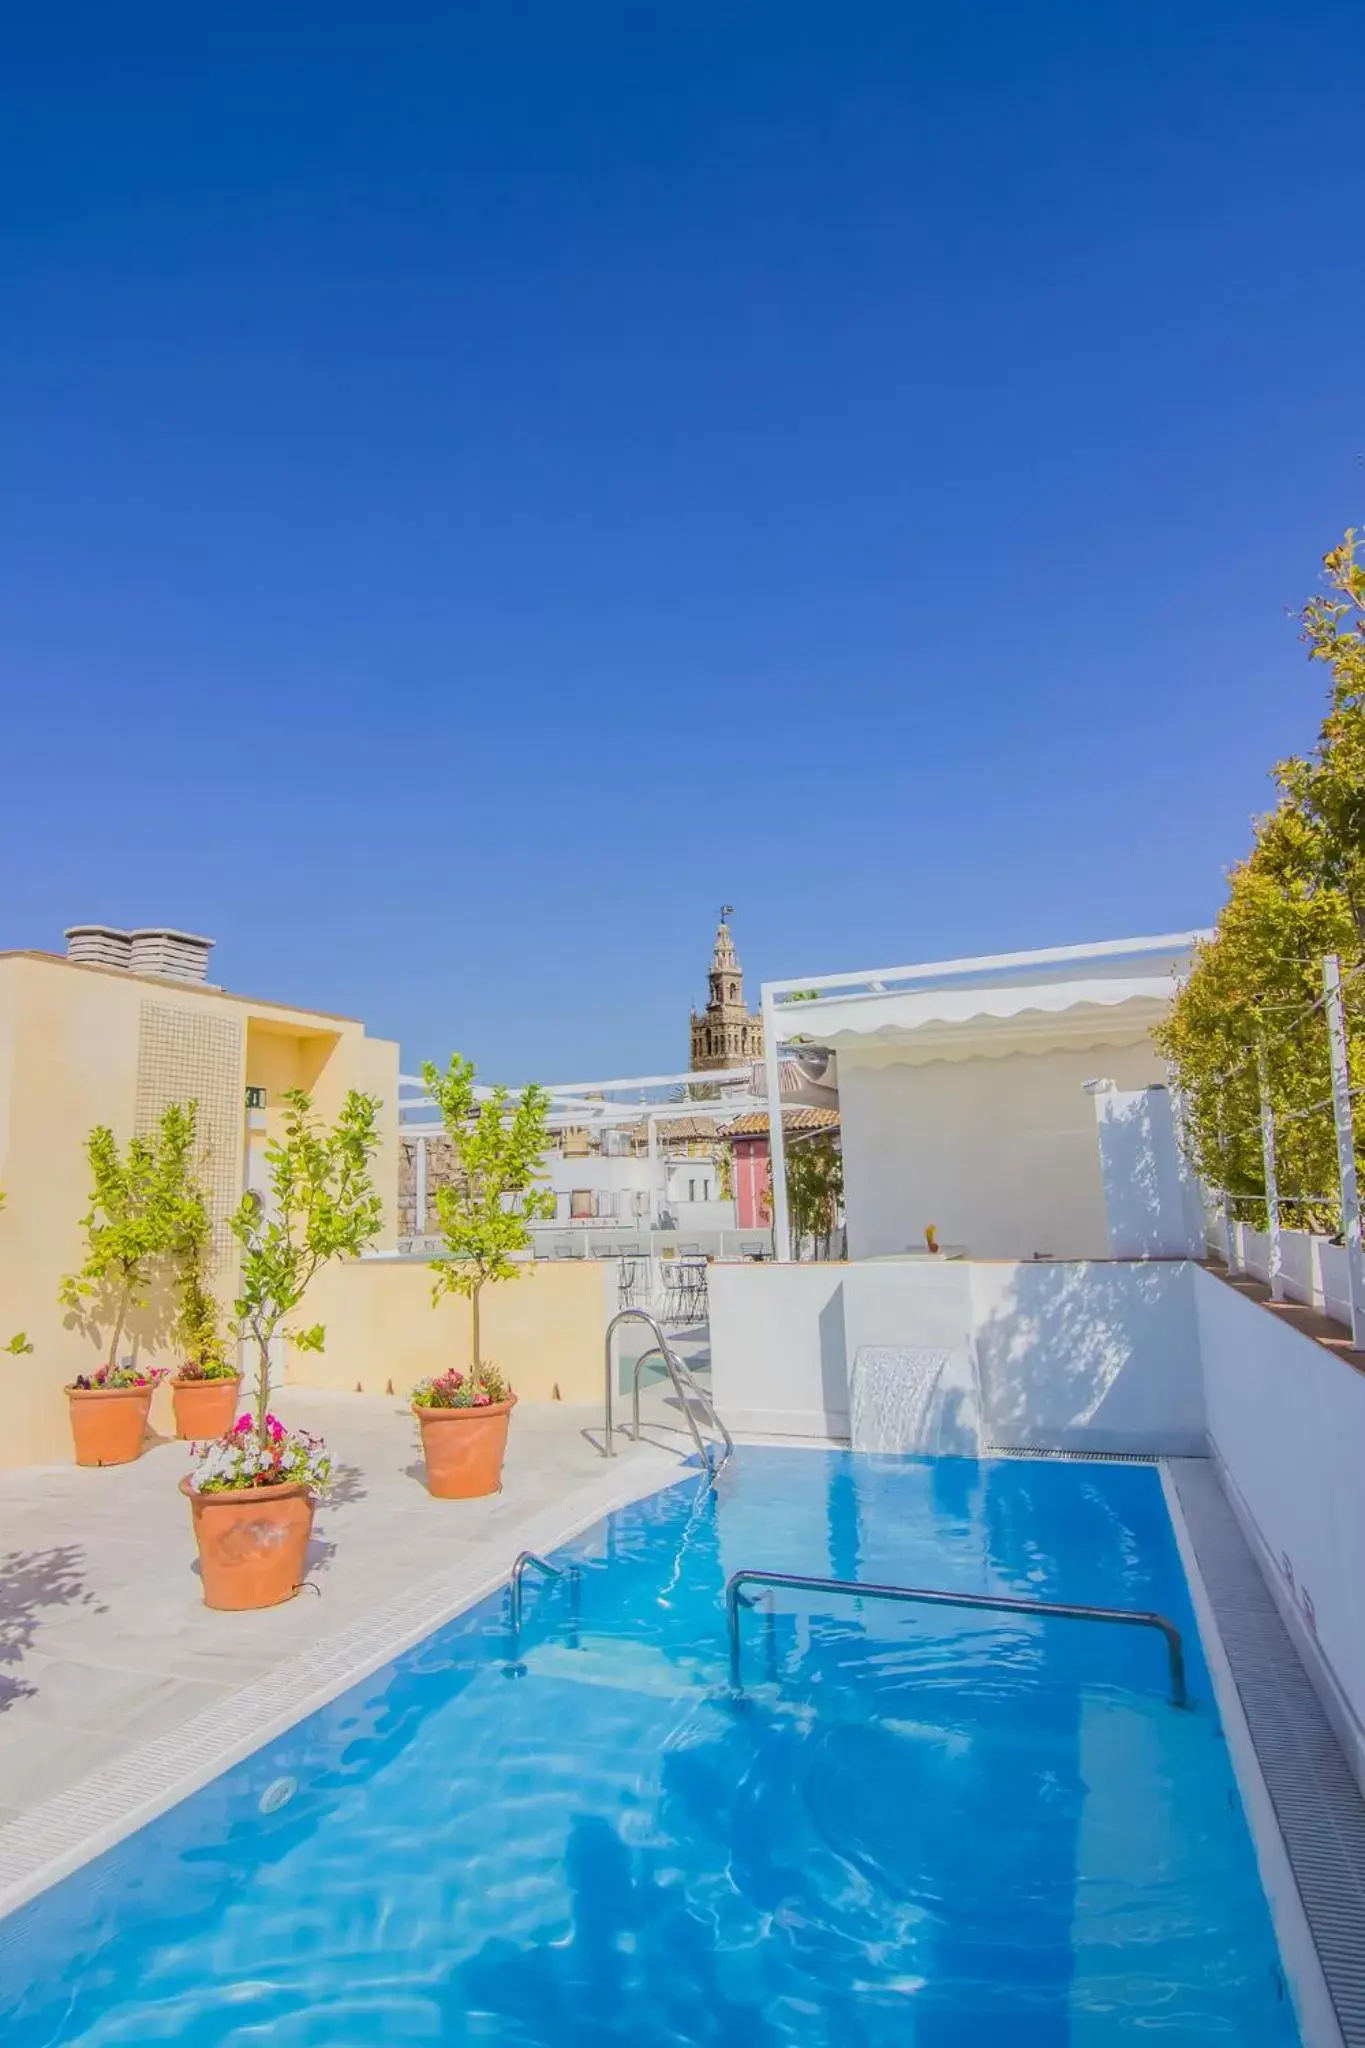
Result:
[65, 925, 133, 969]
[128, 929, 216, 983]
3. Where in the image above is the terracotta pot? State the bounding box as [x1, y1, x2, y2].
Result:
[171, 1373, 242, 1441]
[414, 1394, 516, 1499]
[65, 1383, 154, 1467]
[182, 1476, 315, 1610]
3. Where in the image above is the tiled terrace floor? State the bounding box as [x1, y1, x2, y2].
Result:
[0, 1386, 691, 1834]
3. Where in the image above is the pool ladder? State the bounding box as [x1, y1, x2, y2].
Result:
[726, 1570, 1188, 1708]
[601, 1308, 733, 1478]
[504, 1550, 582, 1677]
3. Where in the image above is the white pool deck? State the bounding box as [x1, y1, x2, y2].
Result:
[0, 1383, 701, 1912]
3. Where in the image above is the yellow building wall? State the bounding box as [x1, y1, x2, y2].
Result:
[0, 952, 400, 1468]
[290, 1256, 613, 1405]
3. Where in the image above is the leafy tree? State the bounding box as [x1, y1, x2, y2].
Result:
[1280, 532, 1365, 939]
[1158, 531, 1365, 1225]
[171, 1153, 229, 1377]
[1, 1191, 33, 1355]
[59, 1104, 200, 1368]
[787, 1134, 844, 1259]
[421, 1054, 555, 1387]
[230, 1088, 384, 1448]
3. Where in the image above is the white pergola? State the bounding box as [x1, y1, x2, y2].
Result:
[760, 930, 1207, 1260]
[398, 1066, 770, 1233]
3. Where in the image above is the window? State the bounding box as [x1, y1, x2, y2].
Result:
[569, 1189, 593, 1219]
[595, 1190, 619, 1218]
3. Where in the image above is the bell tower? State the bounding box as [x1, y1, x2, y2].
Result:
[690, 907, 765, 1071]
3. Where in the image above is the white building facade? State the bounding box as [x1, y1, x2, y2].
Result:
[762, 934, 1206, 1263]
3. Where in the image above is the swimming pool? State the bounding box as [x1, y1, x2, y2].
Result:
[0, 1449, 1299, 2044]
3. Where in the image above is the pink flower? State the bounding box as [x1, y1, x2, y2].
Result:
[233, 1414, 253, 1434]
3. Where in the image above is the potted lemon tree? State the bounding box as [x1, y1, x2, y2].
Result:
[413, 1054, 553, 1499]
[183, 1087, 382, 1610]
[57, 1108, 194, 1464]
[167, 1121, 240, 1440]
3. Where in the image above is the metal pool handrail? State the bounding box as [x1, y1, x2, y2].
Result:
[603, 1308, 732, 1473]
[725, 1570, 1188, 1708]
[509, 1550, 581, 1635]
[504, 1551, 582, 1676]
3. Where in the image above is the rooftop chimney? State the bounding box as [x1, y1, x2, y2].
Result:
[128, 929, 216, 983]
[64, 925, 133, 969]
[63, 924, 216, 983]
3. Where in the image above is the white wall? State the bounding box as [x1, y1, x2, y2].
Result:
[837, 1040, 1166, 1262]
[709, 1256, 1206, 1453]
[540, 1152, 734, 1231]
[665, 1160, 718, 1204]
[971, 1259, 1204, 1454]
[709, 1263, 848, 1436]
[842, 1260, 973, 1361]
[1216, 1220, 1355, 1334]
[1093, 1086, 1205, 1258]
[1194, 1266, 1365, 1792]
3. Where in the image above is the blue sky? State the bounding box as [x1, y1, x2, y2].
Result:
[4, 2, 1363, 1080]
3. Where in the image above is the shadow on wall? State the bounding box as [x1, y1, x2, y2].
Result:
[1094, 1088, 1201, 1260]
[974, 1260, 1205, 1455]
[0, 1545, 100, 1711]
[1096, 1092, 1162, 1251]
[60, 1269, 181, 1375]
[817, 1288, 848, 1433]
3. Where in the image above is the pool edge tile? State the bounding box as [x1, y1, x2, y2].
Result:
[1162, 1458, 1354, 2048]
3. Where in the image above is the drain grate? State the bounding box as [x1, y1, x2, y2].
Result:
[983, 1444, 1159, 1464]
[1169, 1458, 1365, 2046]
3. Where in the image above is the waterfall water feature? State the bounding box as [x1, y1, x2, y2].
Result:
[849, 1345, 981, 1456]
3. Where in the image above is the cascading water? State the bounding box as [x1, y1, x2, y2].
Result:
[849, 1345, 981, 1455]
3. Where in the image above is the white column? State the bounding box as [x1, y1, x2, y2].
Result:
[414, 1135, 429, 1238]
[1324, 954, 1365, 1346]
[762, 987, 790, 1259]
[1256, 1047, 1284, 1301]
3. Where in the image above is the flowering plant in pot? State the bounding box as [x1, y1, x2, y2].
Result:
[417, 1053, 553, 1499]
[59, 1107, 196, 1466]
[183, 1087, 382, 1611]
[191, 1412, 332, 1492]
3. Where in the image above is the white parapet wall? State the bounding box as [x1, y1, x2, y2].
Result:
[1092, 1085, 1205, 1259]
[708, 1262, 850, 1437]
[1213, 1218, 1355, 1333]
[971, 1259, 1205, 1454]
[1193, 1264, 1365, 1794]
[709, 1257, 1206, 1453]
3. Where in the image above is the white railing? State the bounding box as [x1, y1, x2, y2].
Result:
[1207, 1212, 1355, 1333]
[1199, 952, 1365, 1347]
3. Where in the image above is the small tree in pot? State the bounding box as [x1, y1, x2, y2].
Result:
[57, 1108, 194, 1464]
[183, 1087, 383, 1609]
[166, 1113, 240, 1441]
[786, 1135, 844, 1263]
[413, 1054, 553, 1498]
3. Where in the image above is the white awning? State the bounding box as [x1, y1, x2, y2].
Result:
[779, 974, 1176, 1064]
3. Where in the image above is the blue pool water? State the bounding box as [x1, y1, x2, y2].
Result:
[0, 1450, 1299, 2045]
